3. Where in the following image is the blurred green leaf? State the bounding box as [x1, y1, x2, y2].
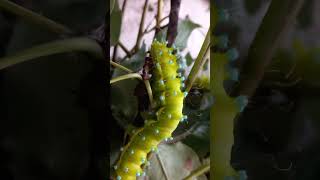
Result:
[154, 17, 200, 51]
[244, 0, 263, 15]
[141, 142, 207, 180]
[183, 120, 210, 158]
[186, 52, 193, 66]
[297, 0, 314, 29]
[175, 17, 201, 50]
[111, 43, 146, 130]
[175, 90, 212, 157]
[110, 0, 122, 45]
[111, 80, 139, 128]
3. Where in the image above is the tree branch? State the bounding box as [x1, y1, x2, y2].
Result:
[166, 0, 181, 46]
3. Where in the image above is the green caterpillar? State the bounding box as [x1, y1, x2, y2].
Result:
[114, 40, 187, 180]
[211, 3, 248, 180]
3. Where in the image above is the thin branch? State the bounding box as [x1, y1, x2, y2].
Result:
[0, 37, 103, 70]
[112, 0, 128, 62]
[156, 153, 169, 180]
[235, 0, 305, 97]
[145, 24, 168, 34]
[183, 161, 210, 180]
[164, 123, 199, 144]
[144, 15, 158, 33]
[156, 0, 163, 34]
[143, 15, 169, 34]
[118, 41, 131, 57]
[110, 60, 133, 73]
[185, 27, 210, 92]
[110, 73, 143, 84]
[112, 44, 118, 61]
[166, 0, 181, 46]
[0, 0, 72, 35]
[121, 0, 128, 11]
[135, 0, 149, 51]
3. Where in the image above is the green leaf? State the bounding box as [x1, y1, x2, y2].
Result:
[175, 90, 212, 157]
[110, 0, 122, 45]
[112, 43, 146, 77]
[111, 43, 146, 129]
[154, 17, 200, 51]
[175, 17, 201, 50]
[141, 142, 207, 180]
[186, 52, 194, 66]
[184, 91, 212, 156]
[111, 79, 139, 128]
[183, 120, 210, 158]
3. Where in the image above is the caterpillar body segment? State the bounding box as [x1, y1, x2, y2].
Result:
[211, 3, 248, 180]
[115, 40, 186, 180]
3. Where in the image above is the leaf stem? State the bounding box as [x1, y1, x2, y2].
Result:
[185, 27, 210, 92]
[0, 0, 72, 35]
[143, 80, 154, 108]
[110, 60, 133, 73]
[110, 73, 142, 84]
[156, 0, 163, 34]
[0, 37, 103, 70]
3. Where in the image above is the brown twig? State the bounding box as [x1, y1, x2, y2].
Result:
[112, 44, 118, 62]
[135, 0, 149, 51]
[121, 0, 128, 11]
[118, 41, 131, 57]
[145, 24, 168, 34]
[166, 0, 181, 46]
[143, 15, 169, 34]
[164, 123, 199, 144]
[112, 0, 129, 62]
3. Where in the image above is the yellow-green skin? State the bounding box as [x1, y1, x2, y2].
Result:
[115, 41, 185, 180]
[210, 3, 246, 180]
[211, 53, 239, 179]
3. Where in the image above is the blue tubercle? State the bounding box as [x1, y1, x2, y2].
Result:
[217, 35, 229, 49]
[218, 9, 230, 22]
[235, 95, 248, 112]
[239, 170, 248, 180]
[226, 48, 239, 61]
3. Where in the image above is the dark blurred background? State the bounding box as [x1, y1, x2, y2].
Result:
[215, 0, 320, 179]
[0, 0, 107, 180]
